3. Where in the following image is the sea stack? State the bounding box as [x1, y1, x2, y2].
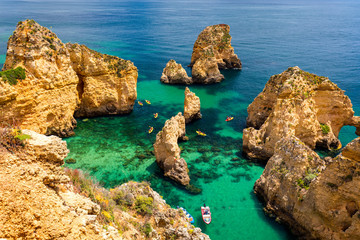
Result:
[191, 55, 224, 84]
[243, 66, 360, 161]
[0, 20, 137, 137]
[160, 59, 192, 85]
[190, 24, 241, 69]
[153, 113, 190, 185]
[254, 136, 360, 240]
[184, 87, 202, 123]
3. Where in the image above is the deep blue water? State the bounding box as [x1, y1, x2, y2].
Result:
[1, 1, 360, 239]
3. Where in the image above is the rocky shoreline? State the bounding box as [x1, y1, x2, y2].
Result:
[246, 67, 360, 239]
[0, 129, 209, 239]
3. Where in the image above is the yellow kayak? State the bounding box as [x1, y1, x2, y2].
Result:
[145, 100, 151, 105]
[154, 113, 158, 118]
[226, 116, 234, 122]
[196, 130, 206, 136]
[138, 101, 143, 106]
[148, 126, 154, 134]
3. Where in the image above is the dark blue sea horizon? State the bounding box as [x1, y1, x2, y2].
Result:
[1, 1, 359, 239]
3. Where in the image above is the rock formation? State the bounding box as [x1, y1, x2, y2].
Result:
[0, 129, 209, 239]
[153, 112, 190, 185]
[243, 66, 360, 161]
[190, 24, 241, 69]
[191, 56, 224, 84]
[67, 43, 137, 117]
[0, 20, 137, 137]
[0, 129, 118, 239]
[160, 59, 192, 84]
[184, 87, 202, 123]
[254, 136, 360, 240]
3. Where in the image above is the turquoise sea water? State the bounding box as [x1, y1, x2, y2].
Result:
[1, 1, 360, 239]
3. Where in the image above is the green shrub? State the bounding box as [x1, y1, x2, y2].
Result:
[134, 196, 153, 214]
[297, 178, 309, 190]
[112, 189, 125, 206]
[320, 123, 330, 134]
[0, 127, 31, 152]
[142, 223, 152, 237]
[0, 67, 26, 85]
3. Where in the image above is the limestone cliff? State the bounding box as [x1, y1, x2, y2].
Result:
[190, 24, 241, 69]
[0, 129, 209, 239]
[184, 87, 202, 123]
[243, 66, 360, 161]
[0, 20, 137, 137]
[160, 59, 192, 85]
[191, 56, 224, 84]
[0, 130, 119, 239]
[153, 112, 190, 185]
[1, 20, 79, 137]
[67, 43, 137, 117]
[254, 136, 360, 240]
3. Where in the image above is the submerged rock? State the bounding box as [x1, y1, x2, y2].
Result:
[160, 59, 192, 84]
[190, 24, 241, 69]
[184, 87, 202, 123]
[254, 136, 360, 240]
[191, 56, 224, 84]
[0, 20, 137, 137]
[153, 112, 190, 185]
[243, 66, 360, 161]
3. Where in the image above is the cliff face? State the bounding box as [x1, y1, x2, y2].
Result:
[153, 112, 190, 185]
[190, 24, 241, 69]
[67, 43, 137, 117]
[1, 20, 79, 137]
[0, 130, 209, 239]
[254, 136, 360, 240]
[160, 59, 192, 85]
[243, 66, 360, 161]
[0, 130, 116, 239]
[0, 20, 137, 137]
[184, 87, 202, 123]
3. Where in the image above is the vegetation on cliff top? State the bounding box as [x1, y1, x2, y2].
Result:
[63, 168, 157, 236]
[0, 122, 31, 153]
[0, 67, 26, 85]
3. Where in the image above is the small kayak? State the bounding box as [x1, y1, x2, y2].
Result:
[145, 100, 151, 105]
[196, 130, 206, 136]
[138, 101, 143, 106]
[201, 206, 211, 224]
[178, 207, 195, 224]
[148, 126, 154, 134]
[154, 113, 158, 118]
[225, 116, 234, 122]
